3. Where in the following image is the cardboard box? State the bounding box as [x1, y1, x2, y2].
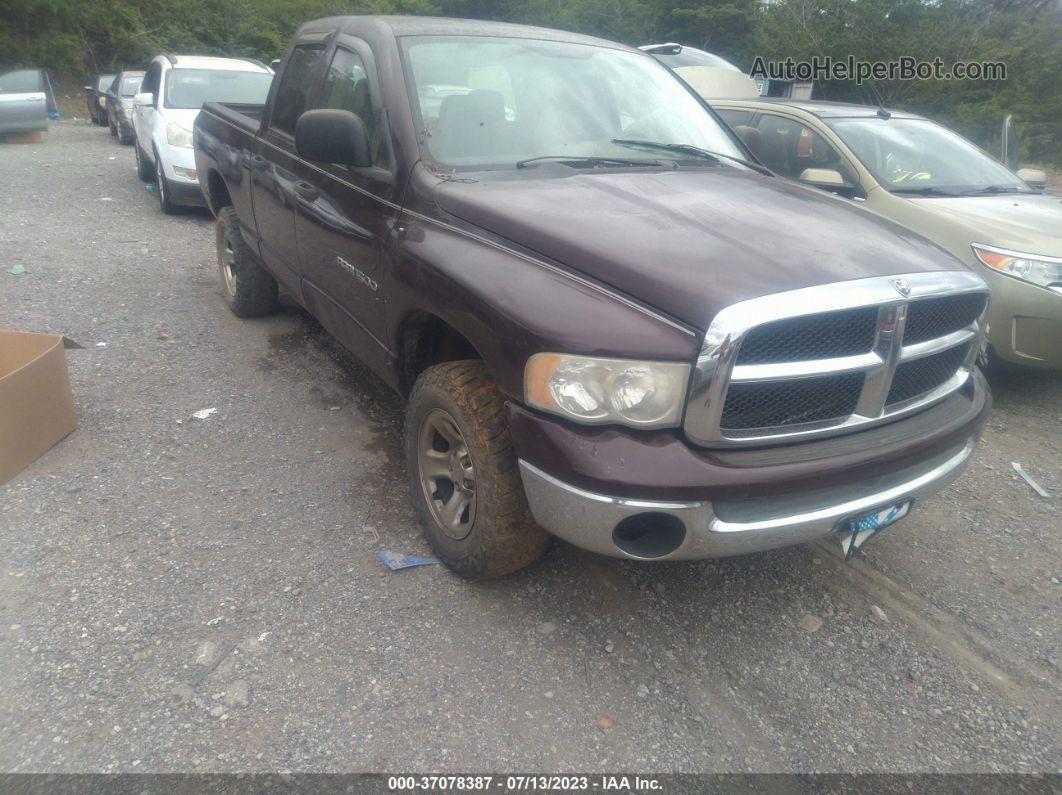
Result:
[0, 330, 77, 484]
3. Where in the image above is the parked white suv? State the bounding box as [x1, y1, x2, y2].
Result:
[132, 55, 273, 213]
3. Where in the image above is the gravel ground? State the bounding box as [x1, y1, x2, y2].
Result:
[1, 121, 1060, 774]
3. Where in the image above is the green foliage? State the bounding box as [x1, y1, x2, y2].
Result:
[1, 0, 1058, 163]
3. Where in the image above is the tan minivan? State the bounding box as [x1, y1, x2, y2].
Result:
[709, 98, 1062, 369]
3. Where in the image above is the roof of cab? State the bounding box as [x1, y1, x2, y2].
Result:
[296, 15, 637, 52]
[161, 55, 271, 73]
[713, 96, 926, 121]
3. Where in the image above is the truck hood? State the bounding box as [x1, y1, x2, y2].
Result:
[906, 193, 1062, 257]
[434, 167, 963, 328]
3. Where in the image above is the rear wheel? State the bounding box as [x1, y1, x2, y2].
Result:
[405, 361, 549, 579]
[135, 140, 155, 181]
[215, 207, 278, 317]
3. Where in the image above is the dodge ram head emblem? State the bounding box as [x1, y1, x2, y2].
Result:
[890, 277, 911, 297]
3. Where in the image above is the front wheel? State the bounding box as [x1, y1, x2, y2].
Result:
[135, 140, 155, 181]
[405, 361, 549, 579]
[154, 148, 178, 215]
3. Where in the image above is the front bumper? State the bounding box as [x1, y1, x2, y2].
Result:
[981, 268, 1062, 369]
[520, 440, 974, 560]
[511, 369, 988, 560]
[158, 144, 206, 207]
[165, 178, 207, 207]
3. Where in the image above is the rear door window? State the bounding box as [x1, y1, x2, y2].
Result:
[270, 45, 326, 135]
[0, 69, 43, 94]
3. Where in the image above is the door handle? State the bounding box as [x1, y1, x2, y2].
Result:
[294, 181, 318, 201]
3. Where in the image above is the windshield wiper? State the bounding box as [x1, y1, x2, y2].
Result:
[610, 138, 773, 175]
[961, 184, 1027, 195]
[515, 155, 659, 169]
[890, 186, 961, 197]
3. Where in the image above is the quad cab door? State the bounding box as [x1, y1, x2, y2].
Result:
[250, 36, 329, 296]
[292, 36, 400, 370]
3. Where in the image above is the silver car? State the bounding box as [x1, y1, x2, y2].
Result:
[0, 68, 50, 135]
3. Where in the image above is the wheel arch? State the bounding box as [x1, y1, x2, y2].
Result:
[204, 168, 233, 216]
[395, 310, 483, 396]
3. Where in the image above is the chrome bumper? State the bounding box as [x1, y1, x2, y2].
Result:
[518, 440, 975, 560]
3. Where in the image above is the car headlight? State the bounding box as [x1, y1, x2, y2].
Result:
[98, 96, 106, 108]
[525, 353, 691, 428]
[166, 122, 193, 148]
[973, 244, 1062, 292]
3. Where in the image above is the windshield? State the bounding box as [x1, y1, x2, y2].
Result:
[0, 69, 43, 94]
[97, 75, 115, 92]
[121, 75, 143, 96]
[402, 36, 745, 170]
[827, 117, 1026, 194]
[164, 69, 273, 109]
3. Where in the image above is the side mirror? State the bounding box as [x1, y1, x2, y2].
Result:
[83, 85, 93, 92]
[295, 109, 371, 167]
[270, 59, 281, 70]
[1016, 167, 1046, 190]
[133, 92, 153, 108]
[799, 168, 860, 198]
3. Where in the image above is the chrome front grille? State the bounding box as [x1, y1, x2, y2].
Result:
[684, 272, 989, 447]
[736, 307, 879, 364]
[903, 293, 987, 345]
[720, 372, 864, 430]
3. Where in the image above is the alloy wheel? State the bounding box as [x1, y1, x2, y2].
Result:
[417, 408, 477, 540]
[220, 231, 237, 297]
[156, 166, 165, 207]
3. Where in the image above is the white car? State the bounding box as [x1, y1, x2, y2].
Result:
[132, 54, 273, 213]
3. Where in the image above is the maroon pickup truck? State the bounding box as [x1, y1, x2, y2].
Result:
[193, 16, 991, 578]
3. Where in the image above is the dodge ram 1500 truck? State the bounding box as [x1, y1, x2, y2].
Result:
[193, 16, 991, 579]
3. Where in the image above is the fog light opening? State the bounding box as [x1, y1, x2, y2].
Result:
[612, 513, 686, 559]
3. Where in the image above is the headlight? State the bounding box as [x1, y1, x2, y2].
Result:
[525, 353, 691, 428]
[166, 122, 193, 148]
[98, 96, 106, 108]
[973, 244, 1062, 292]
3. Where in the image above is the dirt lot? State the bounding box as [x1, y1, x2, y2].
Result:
[1, 121, 1060, 774]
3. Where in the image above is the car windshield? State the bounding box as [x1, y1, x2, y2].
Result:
[827, 117, 1027, 194]
[0, 69, 42, 94]
[121, 75, 143, 96]
[164, 68, 273, 109]
[97, 75, 115, 92]
[402, 36, 745, 170]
